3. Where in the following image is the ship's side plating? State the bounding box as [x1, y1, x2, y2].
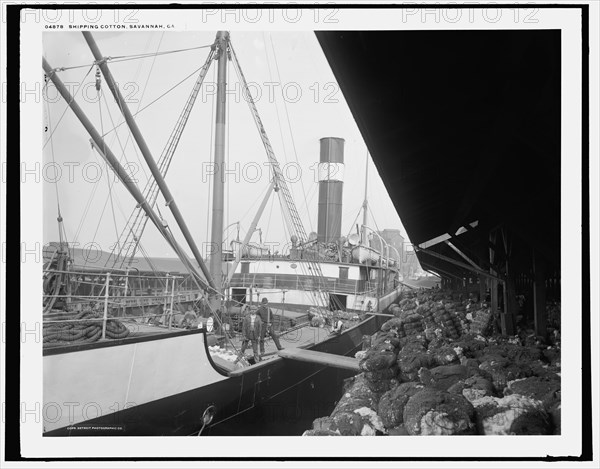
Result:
[227, 257, 401, 313]
[43, 313, 386, 436]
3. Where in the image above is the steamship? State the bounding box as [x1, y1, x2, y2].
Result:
[226, 137, 403, 315]
[41, 31, 404, 436]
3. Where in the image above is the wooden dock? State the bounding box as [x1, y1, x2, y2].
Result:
[277, 348, 360, 371]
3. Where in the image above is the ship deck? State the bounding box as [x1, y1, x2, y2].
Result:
[42, 308, 363, 372]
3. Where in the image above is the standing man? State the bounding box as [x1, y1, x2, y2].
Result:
[236, 307, 262, 363]
[258, 298, 284, 354]
[197, 294, 208, 317]
[330, 313, 344, 335]
[181, 304, 198, 329]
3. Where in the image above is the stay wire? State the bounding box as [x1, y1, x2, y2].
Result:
[269, 34, 312, 232]
[42, 64, 95, 150]
[98, 91, 122, 254]
[100, 63, 206, 139]
[108, 33, 165, 267]
[44, 82, 64, 224]
[49, 43, 214, 73]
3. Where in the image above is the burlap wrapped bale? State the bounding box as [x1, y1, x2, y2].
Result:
[478, 358, 534, 393]
[314, 406, 387, 436]
[504, 376, 561, 410]
[333, 374, 380, 415]
[403, 388, 476, 435]
[424, 327, 437, 342]
[431, 346, 460, 367]
[548, 401, 561, 434]
[302, 428, 340, 436]
[389, 304, 402, 317]
[352, 406, 387, 435]
[470, 308, 493, 336]
[398, 349, 434, 375]
[325, 412, 366, 435]
[433, 310, 451, 324]
[418, 364, 471, 391]
[311, 416, 337, 432]
[377, 382, 424, 429]
[472, 394, 551, 435]
[542, 344, 561, 363]
[509, 345, 544, 363]
[447, 375, 495, 402]
[452, 334, 488, 357]
[528, 360, 557, 379]
[364, 366, 401, 393]
[401, 340, 428, 354]
[474, 344, 505, 358]
[364, 366, 399, 382]
[359, 343, 398, 372]
[398, 335, 428, 350]
[387, 425, 410, 435]
[444, 302, 457, 313]
[316, 373, 388, 435]
[371, 330, 401, 349]
[427, 336, 450, 351]
[400, 310, 421, 323]
[380, 317, 404, 333]
[404, 324, 424, 337]
[399, 298, 417, 310]
[416, 304, 432, 319]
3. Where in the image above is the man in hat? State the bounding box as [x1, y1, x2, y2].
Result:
[257, 298, 283, 354]
[236, 307, 262, 363]
[330, 313, 344, 335]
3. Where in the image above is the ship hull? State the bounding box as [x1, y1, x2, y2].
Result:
[43, 313, 385, 436]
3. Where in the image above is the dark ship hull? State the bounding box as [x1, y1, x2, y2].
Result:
[43, 313, 386, 436]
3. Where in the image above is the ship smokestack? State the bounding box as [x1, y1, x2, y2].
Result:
[317, 137, 344, 243]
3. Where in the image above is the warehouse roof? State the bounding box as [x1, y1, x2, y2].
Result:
[316, 30, 561, 279]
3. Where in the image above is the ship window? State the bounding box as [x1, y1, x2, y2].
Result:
[339, 267, 349, 280]
[241, 262, 250, 274]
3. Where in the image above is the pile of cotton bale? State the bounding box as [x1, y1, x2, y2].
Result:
[307, 306, 328, 327]
[386, 289, 498, 342]
[302, 374, 386, 436]
[303, 288, 561, 436]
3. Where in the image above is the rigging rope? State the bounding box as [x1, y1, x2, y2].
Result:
[368, 204, 381, 233]
[110, 46, 216, 272]
[44, 76, 68, 250]
[268, 33, 313, 233]
[229, 41, 330, 310]
[100, 64, 207, 139]
[104, 33, 166, 267]
[263, 33, 290, 163]
[98, 90, 122, 253]
[43, 64, 95, 150]
[49, 43, 214, 73]
[72, 147, 101, 247]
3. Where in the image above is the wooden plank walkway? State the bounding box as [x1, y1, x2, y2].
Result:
[277, 348, 360, 371]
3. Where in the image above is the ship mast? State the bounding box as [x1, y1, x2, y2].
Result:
[209, 31, 229, 301]
[361, 152, 369, 245]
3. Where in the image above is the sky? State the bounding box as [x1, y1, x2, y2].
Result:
[42, 31, 408, 260]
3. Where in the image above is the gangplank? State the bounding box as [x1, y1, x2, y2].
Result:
[277, 347, 361, 371]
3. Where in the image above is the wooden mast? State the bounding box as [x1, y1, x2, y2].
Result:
[361, 152, 369, 245]
[209, 31, 230, 306]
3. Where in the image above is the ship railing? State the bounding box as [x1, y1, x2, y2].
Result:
[228, 275, 382, 296]
[42, 269, 215, 343]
